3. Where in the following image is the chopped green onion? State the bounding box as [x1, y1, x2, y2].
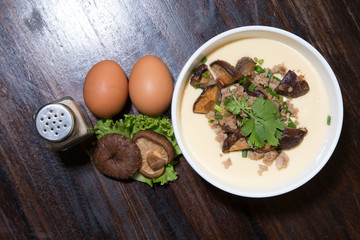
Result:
[258, 59, 264, 65]
[214, 105, 222, 113]
[282, 102, 292, 114]
[327, 115, 331, 125]
[267, 69, 273, 79]
[224, 113, 229, 117]
[208, 120, 214, 124]
[216, 100, 221, 106]
[242, 150, 248, 158]
[273, 76, 281, 82]
[195, 84, 201, 89]
[201, 56, 207, 64]
[248, 83, 256, 92]
[254, 57, 258, 63]
[264, 87, 280, 99]
[254, 65, 265, 74]
[239, 76, 248, 85]
[288, 118, 297, 128]
[202, 72, 209, 78]
[215, 114, 223, 119]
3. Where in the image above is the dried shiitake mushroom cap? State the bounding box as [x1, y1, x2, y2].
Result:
[132, 130, 175, 178]
[93, 133, 142, 179]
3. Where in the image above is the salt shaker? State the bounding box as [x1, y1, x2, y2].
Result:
[33, 96, 93, 151]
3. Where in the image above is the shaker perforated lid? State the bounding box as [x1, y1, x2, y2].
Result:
[35, 103, 74, 142]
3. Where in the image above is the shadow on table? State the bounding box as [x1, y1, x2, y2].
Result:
[58, 135, 97, 167]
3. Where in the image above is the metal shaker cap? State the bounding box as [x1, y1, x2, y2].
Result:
[35, 103, 74, 142]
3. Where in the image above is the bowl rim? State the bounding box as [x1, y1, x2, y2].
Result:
[171, 25, 343, 198]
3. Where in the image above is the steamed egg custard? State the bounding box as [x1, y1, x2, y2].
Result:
[180, 38, 330, 188]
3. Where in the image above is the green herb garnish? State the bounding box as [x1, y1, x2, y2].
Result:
[224, 97, 231, 106]
[208, 120, 214, 124]
[225, 96, 250, 115]
[254, 65, 265, 74]
[288, 118, 297, 128]
[215, 113, 223, 119]
[282, 102, 292, 114]
[264, 87, 280, 99]
[267, 69, 273, 79]
[239, 76, 249, 85]
[202, 72, 209, 78]
[273, 76, 281, 82]
[327, 115, 331, 125]
[225, 96, 286, 148]
[242, 150, 248, 158]
[248, 83, 256, 92]
[195, 84, 201, 89]
[214, 105, 222, 113]
[201, 56, 207, 64]
[258, 59, 264, 65]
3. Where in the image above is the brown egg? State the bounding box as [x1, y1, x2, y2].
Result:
[83, 60, 128, 118]
[129, 55, 173, 116]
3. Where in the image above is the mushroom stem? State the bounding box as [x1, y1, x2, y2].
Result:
[147, 152, 166, 170]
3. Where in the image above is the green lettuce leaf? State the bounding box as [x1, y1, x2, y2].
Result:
[132, 162, 178, 187]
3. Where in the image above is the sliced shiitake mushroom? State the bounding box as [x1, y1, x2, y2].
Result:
[278, 127, 308, 150]
[222, 128, 249, 153]
[132, 130, 175, 178]
[210, 60, 243, 87]
[275, 70, 310, 98]
[236, 57, 256, 76]
[190, 64, 216, 88]
[193, 84, 221, 113]
[93, 133, 142, 179]
[243, 81, 268, 98]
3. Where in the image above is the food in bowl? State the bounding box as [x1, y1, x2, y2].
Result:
[190, 54, 310, 175]
[177, 35, 333, 193]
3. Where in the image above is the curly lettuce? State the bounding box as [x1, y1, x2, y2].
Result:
[93, 114, 181, 187]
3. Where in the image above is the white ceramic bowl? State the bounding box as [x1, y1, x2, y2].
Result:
[171, 26, 343, 198]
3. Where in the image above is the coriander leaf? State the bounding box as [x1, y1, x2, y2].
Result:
[243, 118, 266, 148]
[263, 118, 284, 146]
[225, 96, 250, 115]
[225, 95, 285, 148]
[241, 117, 254, 137]
[250, 98, 285, 147]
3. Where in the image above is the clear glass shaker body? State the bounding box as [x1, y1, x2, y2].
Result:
[33, 96, 93, 151]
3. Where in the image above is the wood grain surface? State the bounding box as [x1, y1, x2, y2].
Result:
[1, 0, 359, 239]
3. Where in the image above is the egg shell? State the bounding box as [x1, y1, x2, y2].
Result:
[83, 60, 128, 118]
[129, 55, 174, 116]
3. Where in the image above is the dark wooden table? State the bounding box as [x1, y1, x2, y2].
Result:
[1, 1, 359, 239]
